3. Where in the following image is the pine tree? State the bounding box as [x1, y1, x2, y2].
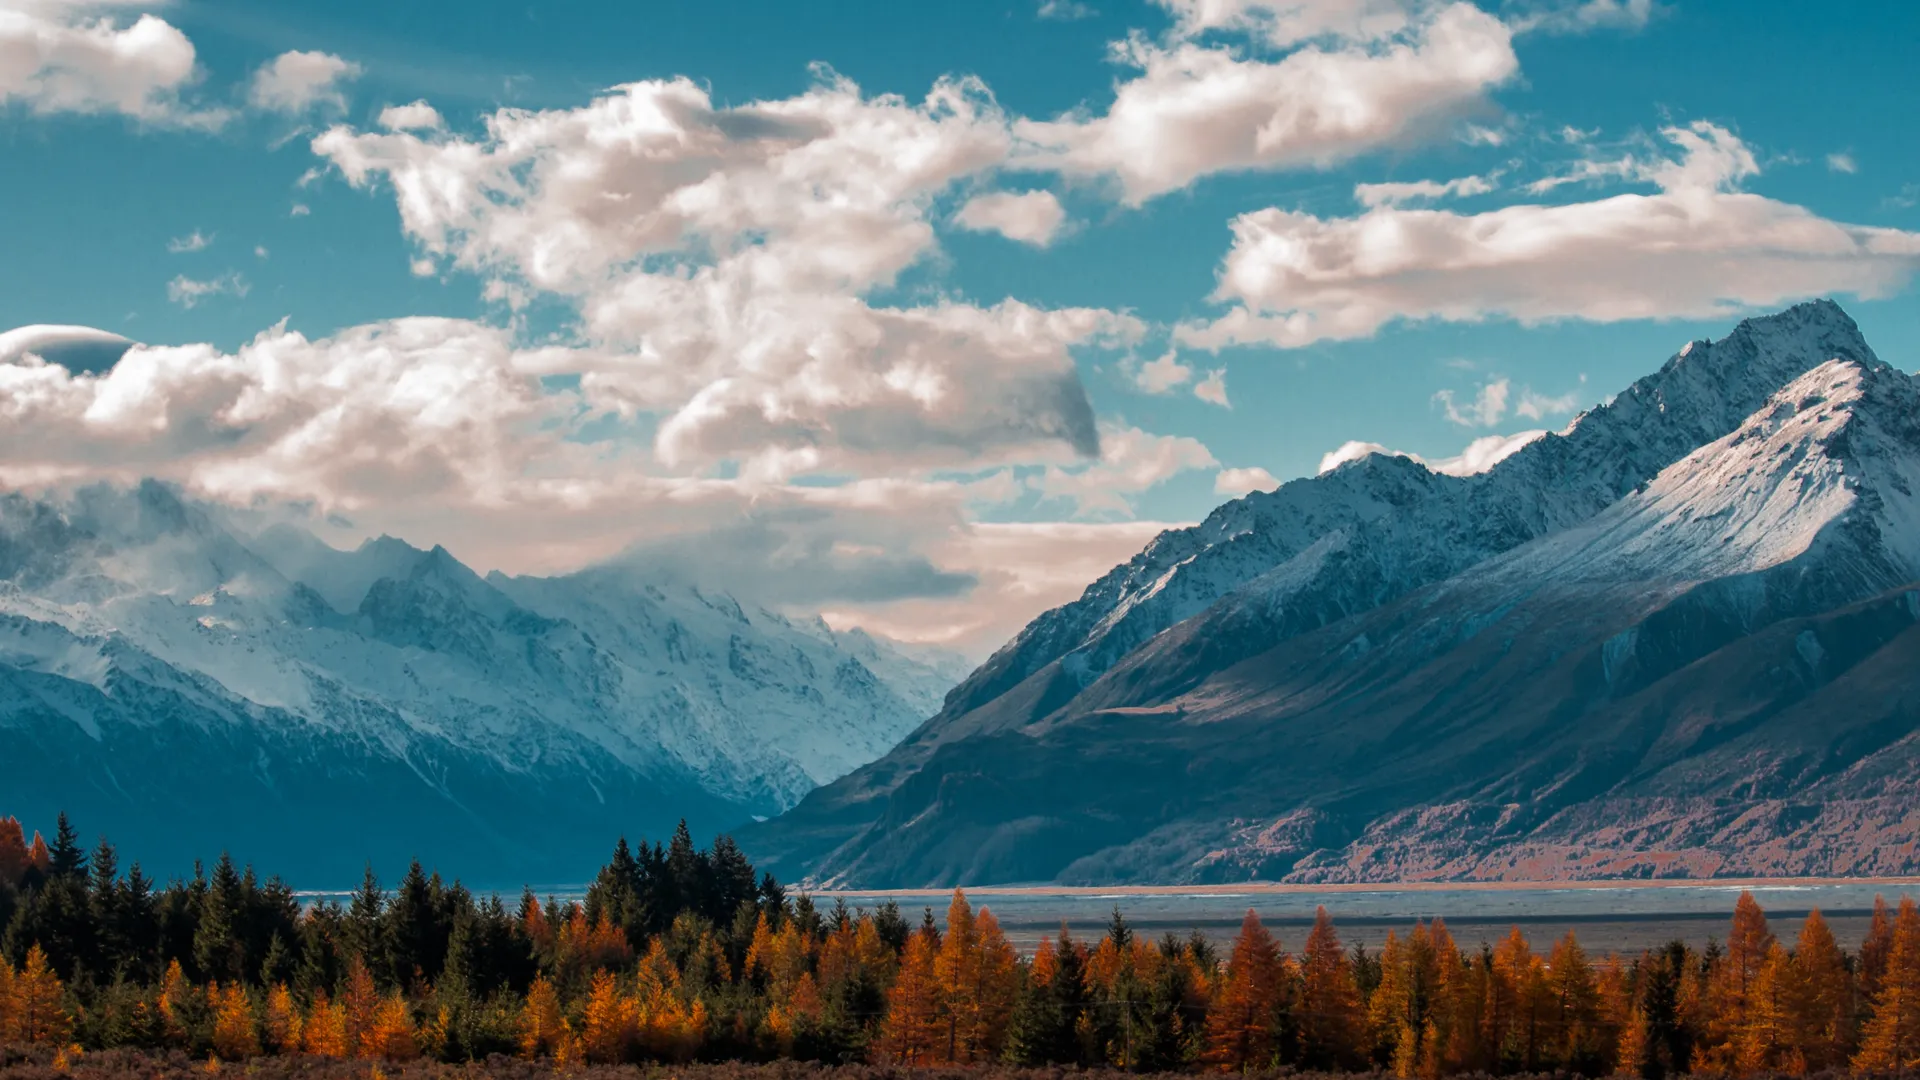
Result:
[303, 990, 350, 1056]
[1862, 895, 1895, 1002]
[1855, 896, 1920, 1071]
[1298, 906, 1363, 1071]
[580, 969, 637, 1063]
[519, 972, 565, 1058]
[1788, 907, 1853, 1069]
[1702, 891, 1775, 1069]
[362, 990, 418, 1059]
[1205, 909, 1285, 1072]
[878, 929, 942, 1064]
[48, 812, 86, 880]
[263, 983, 302, 1053]
[210, 981, 260, 1059]
[1546, 931, 1601, 1072]
[13, 944, 72, 1044]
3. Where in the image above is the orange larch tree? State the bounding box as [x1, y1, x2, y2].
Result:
[209, 981, 260, 1059]
[1204, 909, 1286, 1072]
[1855, 896, 1920, 1072]
[1788, 908, 1854, 1070]
[878, 928, 942, 1064]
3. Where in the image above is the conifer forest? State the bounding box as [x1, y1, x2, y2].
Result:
[4, 813, 1920, 1078]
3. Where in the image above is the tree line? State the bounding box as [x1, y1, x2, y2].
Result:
[4, 813, 1920, 1075]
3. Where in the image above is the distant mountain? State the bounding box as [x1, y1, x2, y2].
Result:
[742, 300, 1920, 886]
[0, 484, 962, 884]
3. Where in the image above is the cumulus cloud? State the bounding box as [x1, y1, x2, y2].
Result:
[1515, 380, 1585, 420]
[822, 520, 1179, 652]
[1194, 367, 1230, 406]
[249, 50, 361, 113]
[0, 3, 218, 125]
[1354, 172, 1494, 207]
[166, 272, 248, 307]
[315, 72, 1140, 478]
[1434, 378, 1507, 426]
[1214, 464, 1277, 495]
[1038, 423, 1217, 516]
[1015, 2, 1518, 203]
[1183, 122, 1920, 349]
[1132, 349, 1193, 393]
[378, 100, 444, 131]
[166, 229, 212, 253]
[953, 189, 1068, 245]
[1317, 429, 1543, 476]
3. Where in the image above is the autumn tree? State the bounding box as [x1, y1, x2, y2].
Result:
[1205, 909, 1286, 1072]
[1855, 896, 1920, 1071]
[519, 972, 566, 1059]
[209, 981, 260, 1059]
[1787, 908, 1853, 1069]
[877, 927, 942, 1064]
[262, 984, 302, 1054]
[1701, 891, 1776, 1069]
[1293, 907, 1363, 1070]
[10, 945, 71, 1045]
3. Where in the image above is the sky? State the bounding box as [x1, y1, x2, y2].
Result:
[2, 0, 1918, 657]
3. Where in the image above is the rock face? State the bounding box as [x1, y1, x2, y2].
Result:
[741, 299, 1920, 887]
[0, 485, 964, 884]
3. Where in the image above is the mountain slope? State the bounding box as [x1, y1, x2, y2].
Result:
[741, 300, 1886, 881]
[0, 483, 953, 882]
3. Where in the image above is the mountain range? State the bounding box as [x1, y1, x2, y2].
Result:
[0, 484, 966, 884]
[741, 299, 1920, 886]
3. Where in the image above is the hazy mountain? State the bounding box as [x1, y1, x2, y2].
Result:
[742, 300, 1920, 886]
[0, 484, 960, 883]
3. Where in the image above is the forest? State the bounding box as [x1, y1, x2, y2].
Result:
[3, 812, 1920, 1077]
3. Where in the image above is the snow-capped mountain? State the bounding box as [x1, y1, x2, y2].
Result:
[0, 484, 963, 883]
[742, 300, 1920, 886]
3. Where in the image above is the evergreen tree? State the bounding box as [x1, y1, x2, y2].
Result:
[48, 812, 86, 880]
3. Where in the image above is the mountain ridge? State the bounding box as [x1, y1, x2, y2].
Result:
[740, 300, 1920, 887]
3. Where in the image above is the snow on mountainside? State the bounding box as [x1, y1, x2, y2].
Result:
[0, 484, 956, 881]
[740, 300, 1886, 881]
[742, 299, 1920, 887]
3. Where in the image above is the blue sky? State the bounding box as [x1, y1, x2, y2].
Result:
[3, 0, 1918, 654]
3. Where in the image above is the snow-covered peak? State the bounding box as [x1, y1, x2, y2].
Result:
[933, 301, 1879, 726]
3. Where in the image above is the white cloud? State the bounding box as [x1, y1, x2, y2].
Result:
[1827, 152, 1857, 175]
[953, 189, 1068, 246]
[1152, 0, 1417, 47]
[822, 520, 1179, 653]
[1194, 367, 1230, 407]
[1354, 172, 1493, 207]
[249, 50, 360, 114]
[166, 272, 248, 308]
[1038, 423, 1217, 516]
[1515, 379, 1585, 420]
[1038, 0, 1097, 19]
[1214, 464, 1277, 495]
[1434, 377, 1507, 426]
[1510, 0, 1655, 34]
[290, 203, 311, 217]
[1183, 122, 1920, 349]
[315, 72, 1142, 477]
[1133, 349, 1193, 393]
[167, 229, 212, 253]
[1317, 428, 1542, 476]
[378, 100, 444, 131]
[1014, 2, 1517, 203]
[254, 245, 269, 259]
[0, 4, 218, 125]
